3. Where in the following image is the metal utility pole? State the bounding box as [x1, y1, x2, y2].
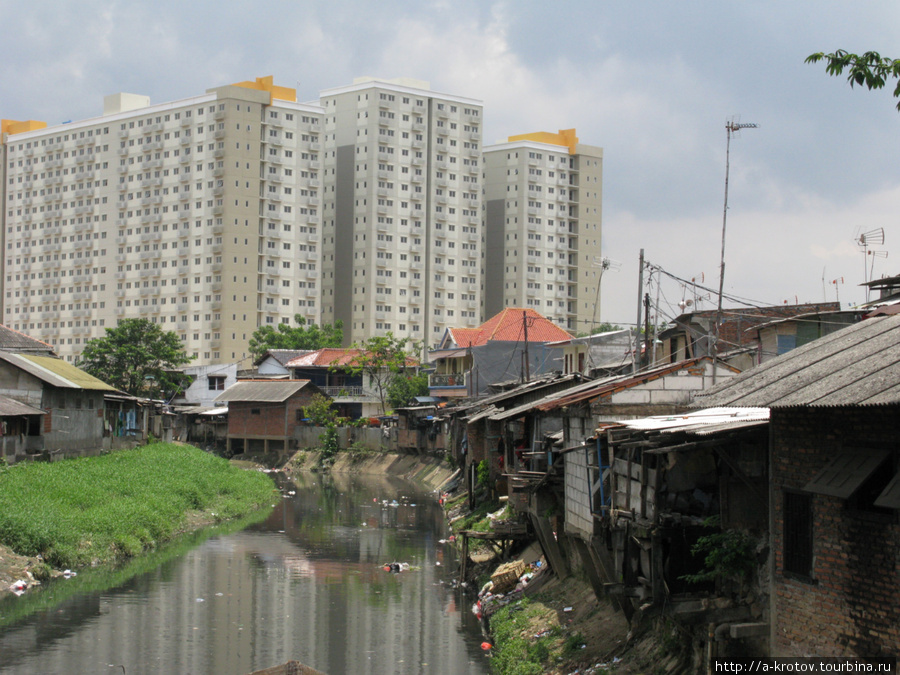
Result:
[522, 310, 530, 383]
[634, 249, 644, 374]
[643, 293, 652, 369]
[714, 118, 758, 384]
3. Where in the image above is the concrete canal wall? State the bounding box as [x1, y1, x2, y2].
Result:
[286, 450, 458, 491]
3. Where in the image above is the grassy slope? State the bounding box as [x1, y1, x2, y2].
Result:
[0, 443, 275, 568]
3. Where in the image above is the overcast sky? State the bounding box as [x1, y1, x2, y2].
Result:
[3, 0, 900, 327]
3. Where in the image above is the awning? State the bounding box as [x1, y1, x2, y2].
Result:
[803, 448, 890, 499]
[874, 472, 900, 509]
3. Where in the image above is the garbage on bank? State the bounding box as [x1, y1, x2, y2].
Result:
[471, 558, 543, 620]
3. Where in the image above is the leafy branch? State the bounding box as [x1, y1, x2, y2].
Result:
[806, 50, 900, 111]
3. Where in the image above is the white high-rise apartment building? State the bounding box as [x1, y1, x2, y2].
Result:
[319, 78, 483, 347]
[1, 77, 324, 365]
[482, 130, 603, 333]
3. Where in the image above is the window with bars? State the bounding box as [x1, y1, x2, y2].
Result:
[782, 490, 813, 580]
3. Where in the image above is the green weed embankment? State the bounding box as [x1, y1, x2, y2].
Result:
[0, 443, 276, 569]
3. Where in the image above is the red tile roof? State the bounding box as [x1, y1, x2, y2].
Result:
[448, 308, 572, 348]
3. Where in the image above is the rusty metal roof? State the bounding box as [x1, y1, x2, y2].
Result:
[0, 352, 118, 391]
[214, 380, 317, 403]
[694, 314, 900, 408]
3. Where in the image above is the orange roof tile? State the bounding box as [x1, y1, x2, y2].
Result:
[449, 308, 572, 348]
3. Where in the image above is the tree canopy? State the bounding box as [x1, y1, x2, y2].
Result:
[343, 333, 421, 415]
[78, 318, 193, 399]
[806, 50, 900, 111]
[248, 316, 343, 360]
[386, 371, 431, 410]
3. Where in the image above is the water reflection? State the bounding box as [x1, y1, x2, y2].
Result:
[0, 472, 488, 674]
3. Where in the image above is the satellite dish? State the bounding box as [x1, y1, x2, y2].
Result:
[685, 299, 693, 307]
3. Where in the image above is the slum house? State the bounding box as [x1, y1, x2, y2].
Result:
[172, 405, 228, 448]
[546, 328, 635, 378]
[443, 373, 585, 504]
[428, 307, 572, 399]
[748, 310, 860, 364]
[694, 313, 900, 660]
[215, 380, 325, 457]
[392, 402, 448, 455]
[171, 362, 240, 407]
[285, 348, 384, 420]
[0, 351, 121, 462]
[0, 395, 47, 463]
[506, 357, 741, 510]
[656, 302, 841, 371]
[251, 349, 314, 379]
[598, 409, 770, 650]
[478, 358, 741, 592]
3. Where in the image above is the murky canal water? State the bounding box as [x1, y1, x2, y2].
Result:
[0, 471, 490, 674]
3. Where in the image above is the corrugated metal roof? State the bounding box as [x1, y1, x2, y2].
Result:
[694, 314, 900, 408]
[214, 380, 315, 403]
[0, 395, 45, 416]
[0, 352, 118, 391]
[623, 407, 770, 431]
[0, 325, 54, 353]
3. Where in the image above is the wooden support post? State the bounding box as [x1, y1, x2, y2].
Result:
[530, 513, 569, 579]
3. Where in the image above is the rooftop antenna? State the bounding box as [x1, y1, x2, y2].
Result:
[855, 227, 885, 301]
[714, 116, 758, 384]
[590, 256, 621, 332]
[831, 277, 844, 305]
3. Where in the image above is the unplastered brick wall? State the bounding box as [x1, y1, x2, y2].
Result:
[771, 405, 900, 659]
[227, 389, 320, 438]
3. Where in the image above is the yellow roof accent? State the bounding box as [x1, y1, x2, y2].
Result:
[508, 128, 579, 154]
[16, 354, 119, 391]
[231, 76, 296, 104]
[1, 119, 48, 139]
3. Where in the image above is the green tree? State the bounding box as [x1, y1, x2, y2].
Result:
[806, 50, 900, 111]
[248, 316, 343, 360]
[78, 318, 193, 398]
[302, 393, 340, 462]
[386, 371, 430, 410]
[344, 333, 421, 415]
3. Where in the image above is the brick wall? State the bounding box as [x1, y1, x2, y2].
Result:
[227, 388, 320, 438]
[772, 406, 899, 658]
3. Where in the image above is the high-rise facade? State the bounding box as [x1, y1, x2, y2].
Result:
[482, 129, 603, 333]
[319, 78, 483, 347]
[1, 77, 324, 364]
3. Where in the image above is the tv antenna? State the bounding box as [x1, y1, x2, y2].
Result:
[714, 116, 758, 383]
[855, 227, 886, 301]
[590, 256, 621, 332]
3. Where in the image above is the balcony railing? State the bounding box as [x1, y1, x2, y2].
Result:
[429, 372, 467, 388]
[320, 386, 366, 398]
